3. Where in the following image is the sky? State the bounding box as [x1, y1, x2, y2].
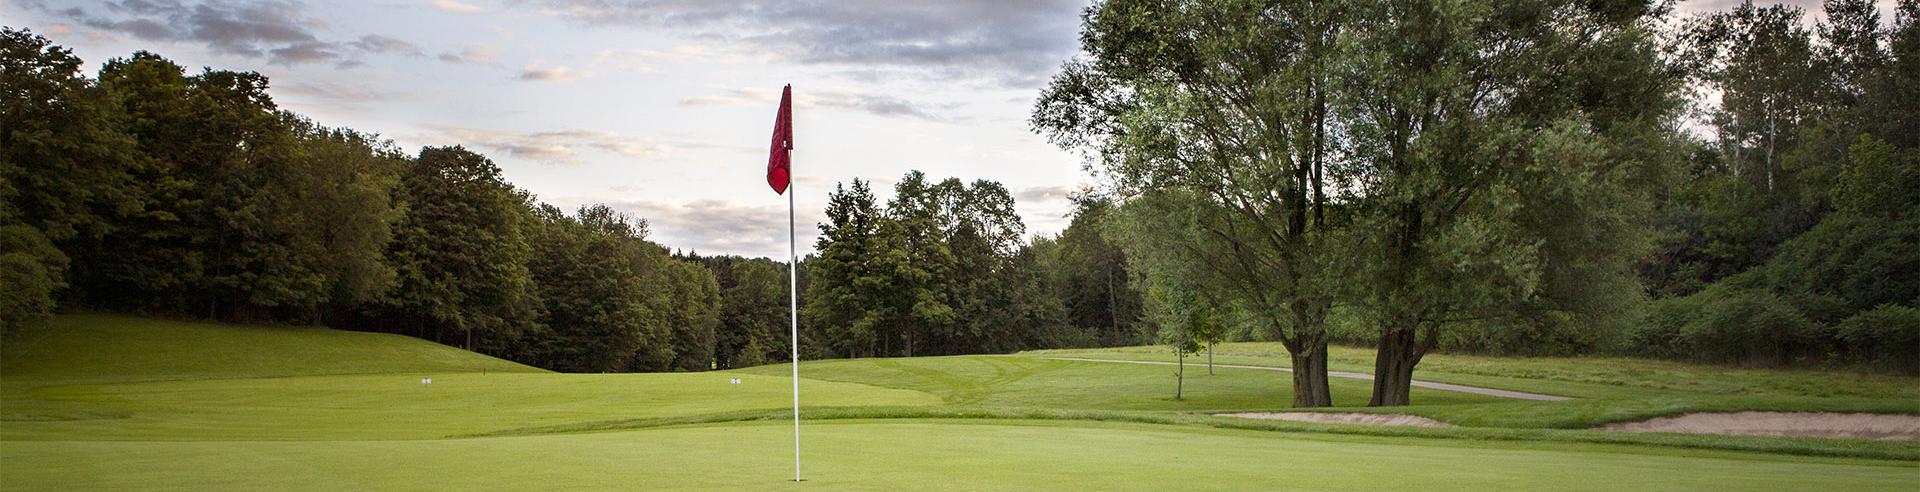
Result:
[1, 0, 1870, 259]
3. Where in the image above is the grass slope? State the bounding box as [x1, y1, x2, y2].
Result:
[2, 314, 542, 384]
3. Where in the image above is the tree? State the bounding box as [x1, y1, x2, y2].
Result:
[804, 179, 893, 358]
[1335, 0, 1677, 405]
[277, 116, 404, 315]
[0, 28, 135, 249]
[662, 256, 722, 371]
[1141, 270, 1216, 400]
[526, 204, 651, 372]
[0, 225, 66, 335]
[1036, 0, 1345, 407]
[1047, 194, 1143, 346]
[704, 256, 789, 369]
[379, 146, 540, 353]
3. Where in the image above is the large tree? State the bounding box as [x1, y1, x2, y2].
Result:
[1335, 0, 1677, 405]
[379, 146, 540, 353]
[1036, 0, 1346, 407]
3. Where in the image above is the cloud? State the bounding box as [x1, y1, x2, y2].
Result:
[277, 81, 407, 102]
[593, 198, 829, 259]
[438, 45, 499, 64]
[1012, 185, 1074, 205]
[517, 64, 585, 82]
[350, 34, 424, 56]
[680, 87, 961, 122]
[431, 0, 485, 14]
[420, 125, 673, 164]
[39, 1, 423, 66]
[520, 0, 1087, 87]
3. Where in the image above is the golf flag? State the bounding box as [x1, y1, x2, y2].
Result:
[768, 84, 802, 482]
[768, 85, 793, 194]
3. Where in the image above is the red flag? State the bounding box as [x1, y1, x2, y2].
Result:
[767, 85, 793, 194]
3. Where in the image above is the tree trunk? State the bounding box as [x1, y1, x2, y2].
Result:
[1207, 341, 1214, 376]
[1369, 324, 1436, 407]
[1288, 342, 1333, 407]
[1175, 349, 1185, 400]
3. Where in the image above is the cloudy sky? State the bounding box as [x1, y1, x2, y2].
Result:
[2, 0, 1861, 258]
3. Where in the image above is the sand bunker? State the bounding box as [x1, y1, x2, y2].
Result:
[1217, 412, 1453, 428]
[1596, 412, 1920, 441]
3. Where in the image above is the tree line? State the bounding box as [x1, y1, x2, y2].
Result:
[0, 30, 750, 372]
[0, 28, 1140, 371]
[1034, 0, 1918, 406]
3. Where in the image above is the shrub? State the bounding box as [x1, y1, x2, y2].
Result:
[1683, 288, 1824, 366]
[1835, 305, 1920, 374]
[0, 226, 67, 336]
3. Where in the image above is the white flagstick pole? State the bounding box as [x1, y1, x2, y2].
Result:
[788, 155, 801, 483]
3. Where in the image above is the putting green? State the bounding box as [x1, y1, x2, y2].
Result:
[5, 420, 1912, 491]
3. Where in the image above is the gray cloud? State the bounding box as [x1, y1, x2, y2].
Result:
[40, 1, 423, 66]
[277, 80, 407, 102]
[680, 87, 961, 122]
[520, 0, 1088, 87]
[350, 34, 423, 56]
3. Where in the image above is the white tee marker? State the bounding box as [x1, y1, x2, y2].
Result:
[422, 377, 432, 385]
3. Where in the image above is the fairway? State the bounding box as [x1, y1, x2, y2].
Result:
[6, 421, 1914, 491]
[4, 315, 1918, 490]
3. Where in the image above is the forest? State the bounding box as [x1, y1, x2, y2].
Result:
[2, 0, 1915, 396]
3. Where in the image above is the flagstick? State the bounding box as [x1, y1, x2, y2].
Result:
[788, 175, 801, 482]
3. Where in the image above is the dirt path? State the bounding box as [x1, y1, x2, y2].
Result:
[1043, 357, 1573, 401]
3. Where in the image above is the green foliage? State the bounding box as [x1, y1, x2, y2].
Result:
[699, 255, 790, 369]
[379, 146, 540, 354]
[0, 214, 69, 337]
[662, 257, 721, 371]
[1834, 305, 1920, 374]
[808, 174, 1065, 358]
[1043, 195, 1143, 347]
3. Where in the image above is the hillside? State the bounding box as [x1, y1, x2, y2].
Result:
[1, 314, 543, 385]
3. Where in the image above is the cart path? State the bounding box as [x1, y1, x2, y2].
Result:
[1042, 357, 1574, 401]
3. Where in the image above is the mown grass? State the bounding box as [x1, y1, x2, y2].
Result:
[1025, 343, 1920, 400]
[735, 355, 1498, 410]
[3, 315, 1917, 490]
[1, 314, 543, 384]
[5, 419, 1912, 491]
[1022, 344, 1920, 431]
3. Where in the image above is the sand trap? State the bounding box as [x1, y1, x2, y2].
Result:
[1217, 412, 1453, 428]
[1596, 412, 1920, 441]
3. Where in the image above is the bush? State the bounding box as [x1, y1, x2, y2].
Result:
[1684, 288, 1825, 366]
[1631, 295, 1700, 359]
[1835, 305, 1920, 374]
[0, 225, 67, 336]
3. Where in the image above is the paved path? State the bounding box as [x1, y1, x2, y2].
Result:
[1043, 357, 1573, 401]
